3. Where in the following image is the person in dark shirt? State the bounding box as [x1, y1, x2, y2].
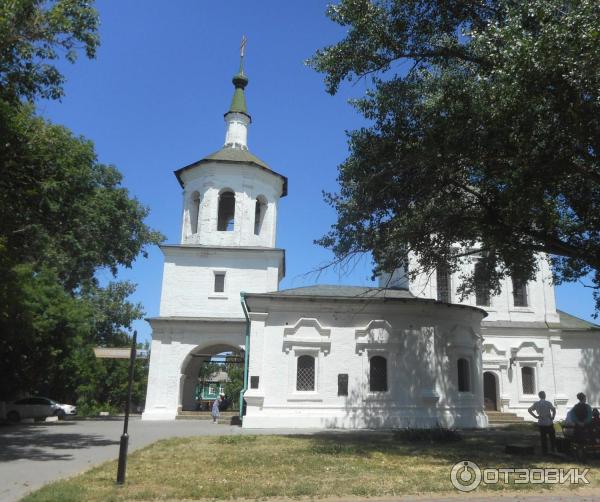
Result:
[572, 393, 593, 456]
[591, 408, 600, 443]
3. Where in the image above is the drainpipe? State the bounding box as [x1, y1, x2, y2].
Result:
[239, 292, 250, 423]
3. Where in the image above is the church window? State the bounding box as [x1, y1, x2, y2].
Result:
[474, 261, 491, 306]
[513, 279, 528, 307]
[338, 373, 348, 396]
[436, 265, 451, 302]
[521, 366, 535, 395]
[217, 190, 235, 231]
[457, 358, 471, 392]
[214, 272, 225, 293]
[369, 356, 387, 392]
[296, 355, 315, 391]
[190, 191, 200, 234]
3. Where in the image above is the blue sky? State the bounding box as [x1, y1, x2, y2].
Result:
[37, 1, 597, 342]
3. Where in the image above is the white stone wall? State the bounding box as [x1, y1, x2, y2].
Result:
[224, 112, 250, 149]
[482, 329, 600, 421]
[409, 254, 560, 324]
[159, 246, 283, 318]
[179, 162, 283, 248]
[243, 299, 487, 429]
[142, 320, 245, 420]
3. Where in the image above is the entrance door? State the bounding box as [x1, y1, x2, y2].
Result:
[483, 372, 498, 411]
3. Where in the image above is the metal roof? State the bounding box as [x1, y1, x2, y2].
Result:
[174, 147, 288, 196]
[268, 284, 416, 299]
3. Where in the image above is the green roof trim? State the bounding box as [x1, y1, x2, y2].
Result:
[204, 147, 268, 168]
[554, 310, 600, 331]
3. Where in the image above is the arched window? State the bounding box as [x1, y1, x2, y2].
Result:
[190, 191, 200, 234]
[296, 355, 315, 391]
[457, 358, 471, 392]
[521, 366, 535, 395]
[436, 264, 451, 302]
[513, 279, 528, 307]
[369, 356, 387, 392]
[254, 196, 266, 235]
[217, 190, 235, 231]
[474, 261, 490, 306]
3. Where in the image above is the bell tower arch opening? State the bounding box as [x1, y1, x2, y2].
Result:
[180, 344, 245, 413]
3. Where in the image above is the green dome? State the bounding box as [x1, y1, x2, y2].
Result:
[228, 67, 249, 116]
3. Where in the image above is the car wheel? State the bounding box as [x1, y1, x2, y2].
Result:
[7, 411, 20, 423]
[56, 409, 66, 420]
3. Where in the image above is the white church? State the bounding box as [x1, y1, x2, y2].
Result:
[142, 60, 600, 429]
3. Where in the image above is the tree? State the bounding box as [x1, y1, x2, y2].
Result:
[224, 361, 243, 409]
[0, 102, 163, 400]
[0, 0, 163, 402]
[0, 0, 99, 101]
[309, 0, 600, 309]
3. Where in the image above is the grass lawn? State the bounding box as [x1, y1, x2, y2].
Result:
[23, 428, 600, 501]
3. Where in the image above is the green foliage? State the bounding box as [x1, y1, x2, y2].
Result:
[310, 0, 600, 310]
[0, 0, 162, 404]
[76, 400, 120, 417]
[198, 362, 222, 382]
[0, 263, 90, 399]
[224, 360, 244, 408]
[0, 0, 99, 101]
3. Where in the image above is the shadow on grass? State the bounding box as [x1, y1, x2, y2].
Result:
[0, 422, 119, 462]
[280, 428, 600, 469]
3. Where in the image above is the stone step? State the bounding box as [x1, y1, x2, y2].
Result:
[178, 411, 238, 417]
[486, 411, 525, 424]
[176, 411, 240, 425]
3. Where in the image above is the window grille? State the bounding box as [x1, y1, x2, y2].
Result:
[296, 355, 315, 391]
[437, 265, 451, 302]
[457, 358, 471, 392]
[250, 376, 259, 389]
[338, 374, 348, 396]
[369, 356, 387, 392]
[521, 366, 535, 394]
[513, 279, 528, 307]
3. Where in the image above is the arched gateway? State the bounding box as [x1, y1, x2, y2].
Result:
[142, 319, 247, 420]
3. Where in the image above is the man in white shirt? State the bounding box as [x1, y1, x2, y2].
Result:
[528, 390, 557, 454]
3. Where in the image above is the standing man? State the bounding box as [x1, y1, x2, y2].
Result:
[572, 392, 593, 456]
[528, 390, 556, 454]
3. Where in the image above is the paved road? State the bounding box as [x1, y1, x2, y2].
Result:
[1, 419, 600, 502]
[0, 417, 312, 501]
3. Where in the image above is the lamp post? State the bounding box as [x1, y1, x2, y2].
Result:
[116, 330, 137, 484]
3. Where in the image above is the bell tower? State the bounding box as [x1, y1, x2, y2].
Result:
[158, 44, 287, 318]
[176, 45, 286, 250]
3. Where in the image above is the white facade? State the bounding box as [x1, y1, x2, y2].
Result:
[390, 255, 600, 420]
[143, 65, 600, 427]
[243, 292, 487, 429]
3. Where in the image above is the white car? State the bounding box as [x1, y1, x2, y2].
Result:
[5, 397, 76, 422]
[55, 402, 77, 418]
